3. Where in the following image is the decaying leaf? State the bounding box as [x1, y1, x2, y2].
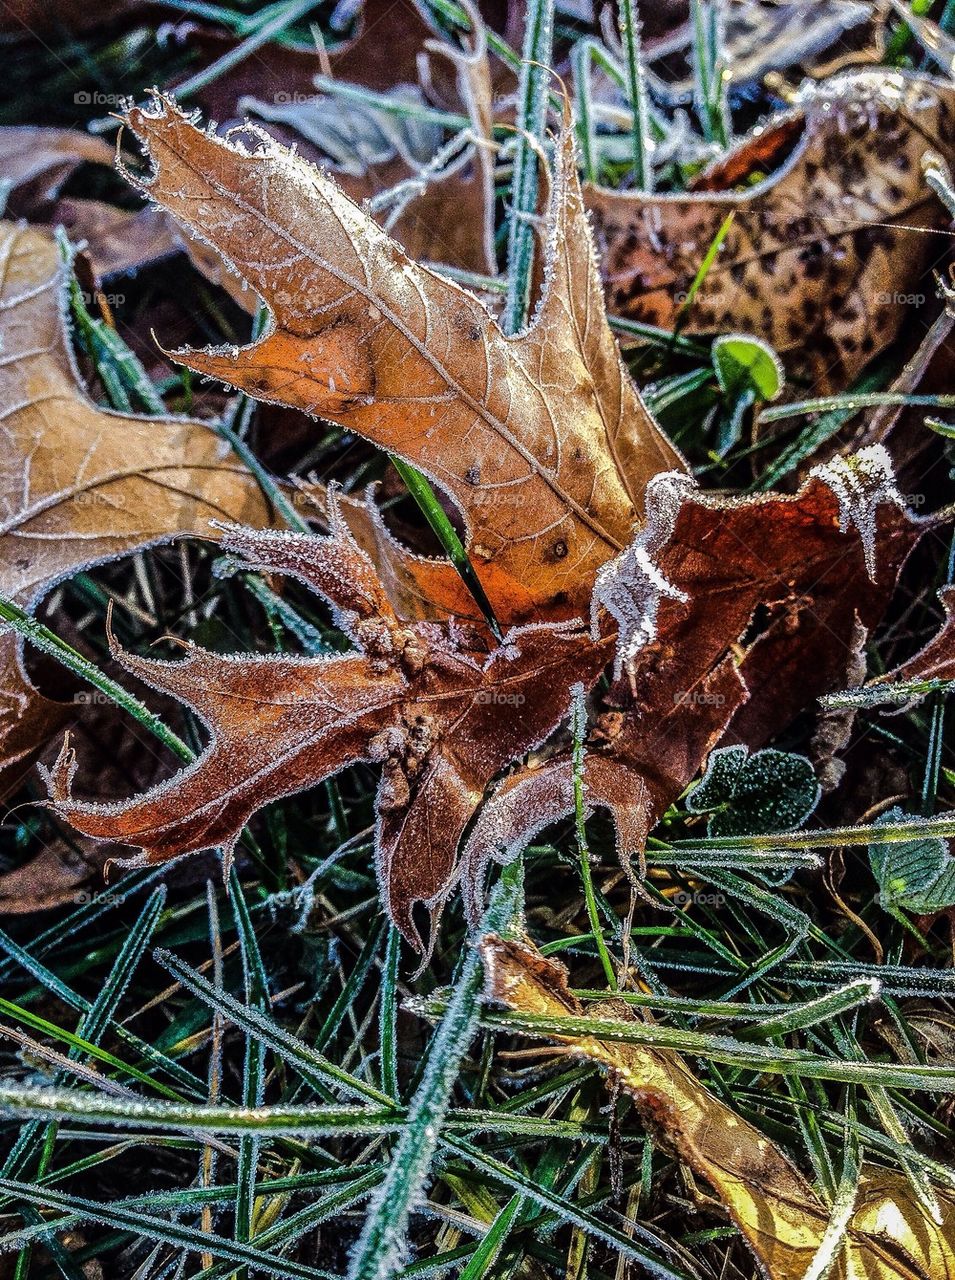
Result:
[44, 95, 935, 942]
[54, 200, 181, 283]
[587, 69, 955, 392]
[238, 0, 500, 276]
[48, 506, 614, 946]
[0, 126, 113, 214]
[482, 932, 955, 1280]
[462, 454, 925, 895]
[111, 92, 685, 625]
[0, 221, 272, 789]
[873, 584, 955, 696]
[810, 615, 868, 792]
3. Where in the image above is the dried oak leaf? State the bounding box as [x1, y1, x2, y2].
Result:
[47, 97, 932, 942]
[462, 451, 925, 893]
[0, 126, 113, 215]
[587, 69, 955, 393]
[867, 583, 955, 699]
[48, 507, 614, 945]
[54, 197, 263, 316]
[483, 933, 955, 1280]
[0, 221, 272, 791]
[113, 93, 684, 625]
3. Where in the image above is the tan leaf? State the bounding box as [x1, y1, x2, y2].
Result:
[483, 932, 955, 1280]
[0, 126, 113, 213]
[586, 69, 955, 393]
[0, 828, 104, 915]
[113, 93, 685, 625]
[297, 480, 493, 623]
[0, 221, 272, 785]
[55, 198, 261, 315]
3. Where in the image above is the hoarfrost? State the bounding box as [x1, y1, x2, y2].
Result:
[810, 443, 903, 580]
[591, 471, 697, 678]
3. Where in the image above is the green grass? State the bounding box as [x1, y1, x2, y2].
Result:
[0, 1, 953, 1277]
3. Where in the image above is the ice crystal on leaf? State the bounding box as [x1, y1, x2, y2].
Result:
[44, 93, 935, 945]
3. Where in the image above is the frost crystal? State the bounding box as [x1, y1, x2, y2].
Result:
[810, 443, 903, 581]
[591, 471, 697, 678]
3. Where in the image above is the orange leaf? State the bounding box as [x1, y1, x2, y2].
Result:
[115, 94, 685, 624]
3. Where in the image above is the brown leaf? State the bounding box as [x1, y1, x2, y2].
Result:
[0, 637, 70, 797]
[48, 506, 614, 946]
[0, 126, 113, 215]
[55, 198, 261, 314]
[298, 482, 481, 622]
[483, 932, 955, 1280]
[0, 221, 273, 787]
[55, 200, 181, 283]
[460, 657, 746, 912]
[0, 831, 105, 915]
[586, 70, 955, 392]
[463, 453, 924, 883]
[871, 584, 955, 694]
[113, 93, 685, 625]
[45, 96, 931, 946]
